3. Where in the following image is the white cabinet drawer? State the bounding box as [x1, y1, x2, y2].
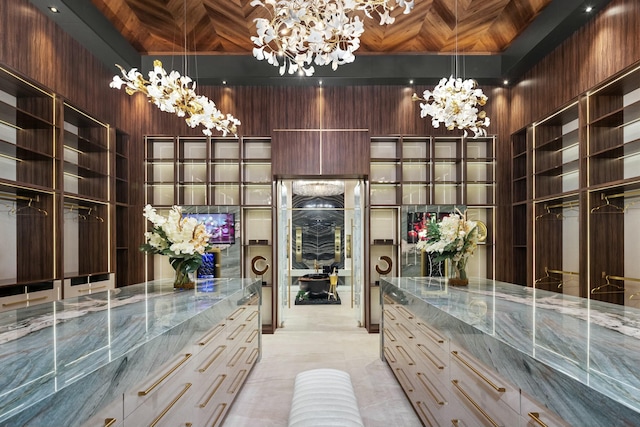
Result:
[520, 391, 572, 427]
[450, 379, 520, 427]
[450, 348, 520, 414]
[413, 372, 450, 427]
[124, 352, 194, 418]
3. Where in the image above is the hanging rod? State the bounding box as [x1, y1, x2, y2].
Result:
[606, 274, 640, 283]
[64, 203, 95, 211]
[0, 192, 38, 202]
[546, 268, 579, 276]
[545, 201, 579, 210]
[604, 189, 640, 200]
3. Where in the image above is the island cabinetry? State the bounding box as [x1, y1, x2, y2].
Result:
[122, 295, 260, 427]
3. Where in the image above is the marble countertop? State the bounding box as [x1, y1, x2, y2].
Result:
[382, 277, 640, 426]
[0, 278, 260, 426]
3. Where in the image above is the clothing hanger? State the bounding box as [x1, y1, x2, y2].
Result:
[86, 207, 105, 222]
[9, 198, 48, 216]
[590, 195, 625, 214]
[535, 205, 562, 221]
[534, 268, 562, 287]
[590, 276, 624, 294]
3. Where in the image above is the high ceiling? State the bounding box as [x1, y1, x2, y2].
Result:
[33, 0, 612, 85]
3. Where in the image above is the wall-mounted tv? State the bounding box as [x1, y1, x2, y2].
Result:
[185, 213, 235, 245]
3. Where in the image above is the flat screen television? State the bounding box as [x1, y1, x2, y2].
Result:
[185, 213, 235, 244]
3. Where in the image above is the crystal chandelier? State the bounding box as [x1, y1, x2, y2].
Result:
[251, 0, 415, 76]
[411, 0, 489, 138]
[110, 61, 240, 136]
[292, 180, 345, 197]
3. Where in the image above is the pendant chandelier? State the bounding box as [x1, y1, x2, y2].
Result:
[292, 180, 345, 197]
[412, 0, 489, 138]
[109, 1, 240, 137]
[251, 0, 415, 76]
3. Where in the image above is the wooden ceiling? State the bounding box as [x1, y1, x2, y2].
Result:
[90, 0, 553, 56]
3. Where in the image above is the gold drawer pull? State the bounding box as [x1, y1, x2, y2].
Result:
[247, 347, 260, 364]
[104, 418, 117, 427]
[149, 382, 192, 427]
[383, 309, 396, 321]
[210, 403, 227, 427]
[228, 324, 246, 340]
[417, 322, 445, 344]
[415, 401, 436, 427]
[383, 328, 397, 342]
[198, 324, 225, 346]
[228, 369, 248, 394]
[138, 353, 192, 396]
[199, 345, 226, 373]
[395, 368, 414, 392]
[417, 344, 445, 370]
[396, 345, 415, 365]
[383, 295, 395, 304]
[246, 310, 259, 321]
[78, 285, 107, 293]
[2, 296, 48, 307]
[417, 373, 446, 405]
[451, 351, 506, 393]
[383, 346, 396, 363]
[227, 307, 246, 320]
[246, 329, 259, 343]
[528, 412, 549, 427]
[451, 380, 501, 427]
[451, 420, 462, 427]
[396, 305, 414, 319]
[228, 346, 247, 368]
[199, 374, 226, 408]
[398, 323, 414, 339]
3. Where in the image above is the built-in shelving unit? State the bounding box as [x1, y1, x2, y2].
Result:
[0, 65, 120, 310]
[115, 129, 130, 287]
[511, 62, 640, 307]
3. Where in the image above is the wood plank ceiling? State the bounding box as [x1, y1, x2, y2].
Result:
[90, 0, 553, 56]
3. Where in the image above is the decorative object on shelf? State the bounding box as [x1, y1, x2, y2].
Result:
[250, 0, 414, 76]
[141, 204, 212, 289]
[411, 0, 489, 138]
[418, 210, 479, 286]
[292, 180, 345, 197]
[376, 255, 393, 275]
[110, 61, 240, 136]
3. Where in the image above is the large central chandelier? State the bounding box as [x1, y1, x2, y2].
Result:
[251, 0, 415, 76]
[110, 61, 240, 136]
[292, 180, 345, 197]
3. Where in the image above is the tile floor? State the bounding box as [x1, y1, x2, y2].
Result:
[223, 289, 422, 426]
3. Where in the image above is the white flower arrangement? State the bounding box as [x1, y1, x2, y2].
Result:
[141, 205, 212, 286]
[417, 211, 479, 279]
[110, 61, 240, 136]
[413, 76, 490, 138]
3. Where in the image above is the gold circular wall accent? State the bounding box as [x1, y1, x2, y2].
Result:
[375, 255, 393, 275]
[476, 221, 488, 242]
[251, 255, 269, 276]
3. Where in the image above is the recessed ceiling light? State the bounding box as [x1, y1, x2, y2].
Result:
[222, 80, 227, 85]
[503, 79, 509, 85]
[48, 6, 59, 13]
[585, 6, 593, 12]
[409, 80, 414, 84]
[319, 80, 323, 86]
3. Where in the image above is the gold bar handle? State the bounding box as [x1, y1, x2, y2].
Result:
[451, 351, 506, 393]
[415, 401, 436, 427]
[384, 328, 397, 342]
[247, 347, 260, 364]
[227, 347, 247, 368]
[227, 307, 246, 320]
[246, 310, 259, 321]
[451, 420, 461, 427]
[104, 418, 117, 427]
[383, 346, 396, 363]
[149, 383, 192, 427]
[138, 353, 192, 396]
[228, 324, 246, 340]
[398, 323, 414, 339]
[383, 309, 396, 321]
[210, 403, 227, 427]
[78, 285, 107, 293]
[528, 412, 549, 427]
[395, 368, 414, 392]
[417, 322, 445, 344]
[417, 344, 445, 370]
[396, 305, 414, 319]
[2, 296, 48, 307]
[246, 329, 259, 343]
[198, 324, 225, 346]
[227, 369, 248, 394]
[396, 345, 415, 365]
[198, 345, 226, 373]
[199, 374, 226, 408]
[417, 373, 446, 405]
[451, 380, 501, 427]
